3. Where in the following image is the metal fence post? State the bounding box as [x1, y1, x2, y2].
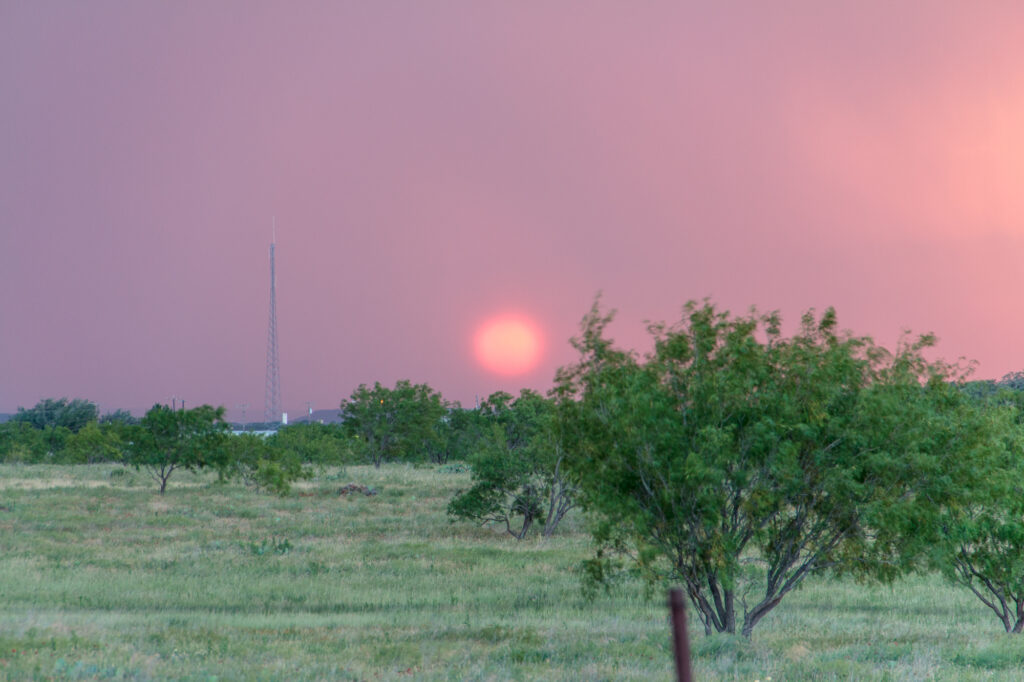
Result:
[668, 588, 694, 682]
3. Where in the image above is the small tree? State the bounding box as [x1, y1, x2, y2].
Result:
[340, 380, 448, 467]
[448, 390, 577, 539]
[268, 422, 352, 466]
[425, 404, 479, 465]
[11, 397, 96, 458]
[126, 404, 229, 494]
[449, 424, 542, 539]
[0, 422, 47, 463]
[228, 433, 309, 496]
[12, 397, 98, 432]
[63, 422, 125, 464]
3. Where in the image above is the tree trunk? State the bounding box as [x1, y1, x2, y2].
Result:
[542, 455, 576, 537]
[685, 576, 735, 636]
[542, 484, 574, 537]
[741, 595, 783, 638]
[507, 484, 540, 540]
[507, 510, 534, 540]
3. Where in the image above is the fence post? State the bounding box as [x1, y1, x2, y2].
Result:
[668, 588, 694, 682]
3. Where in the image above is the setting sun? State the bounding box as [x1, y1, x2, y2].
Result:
[473, 315, 543, 376]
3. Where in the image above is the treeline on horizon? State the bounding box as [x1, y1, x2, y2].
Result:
[4, 299, 1024, 637]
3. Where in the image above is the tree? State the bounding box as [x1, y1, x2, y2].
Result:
[228, 432, 309, 496]
[340, 380, 448, 467]
[268, 422, 352, 466]
[448, 390, 577, 539]
[11, 397, 98, 457]
[63, 422, 126, 464]
[100, 409, 138, 426]
[424, 403, 476, 465]
[961, 371, 1024, 401]
[0, 421, 47, 463]
[931, 388, 1024, 632]
[998, 371, 1024, 392]
[556, 300, 993, 637]
[126, 404, 229, 494]
[12, 397, 98, 432]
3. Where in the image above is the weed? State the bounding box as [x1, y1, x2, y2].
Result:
[246, 536, 293, 556]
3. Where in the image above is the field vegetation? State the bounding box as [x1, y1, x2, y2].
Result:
[1, 464, 1024, 681]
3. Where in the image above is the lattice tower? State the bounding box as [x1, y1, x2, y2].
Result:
[264, 231, 282, 423]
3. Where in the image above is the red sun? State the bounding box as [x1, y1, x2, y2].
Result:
[474, 315, 544, 376]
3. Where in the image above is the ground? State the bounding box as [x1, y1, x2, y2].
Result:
[0, 463, 1022, 680]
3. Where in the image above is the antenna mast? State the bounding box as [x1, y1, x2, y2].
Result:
[265, 218, 282, 423]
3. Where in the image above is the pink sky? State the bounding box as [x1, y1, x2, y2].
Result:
[2, 3, 1023, 420]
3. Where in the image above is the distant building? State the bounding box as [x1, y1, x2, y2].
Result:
[231, 429, 278, 438]
[292, 409, 344, 425]
[229, 408, 343, 434]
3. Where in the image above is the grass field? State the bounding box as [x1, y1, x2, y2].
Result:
[1, 464, 1023, 681]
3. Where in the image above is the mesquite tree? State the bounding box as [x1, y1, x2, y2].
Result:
[448, 390, 577, 539]
[933, 387, 1024, 632]
[340, 380, 448, 467]
[126, 404, 229, 494]
[557, 299, 995, 637]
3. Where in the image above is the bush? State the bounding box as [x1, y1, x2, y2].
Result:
[229, 433, 309, 496]
[448, 390, 576, 539]
[61, 423, 125, 464]
[0, 422, 47, 463]
[267, 423, 353, 465]
[340, 380, 449, 467]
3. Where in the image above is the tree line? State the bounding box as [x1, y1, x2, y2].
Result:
[0, 382, 570, 513]
[3, 298, 1024, 636]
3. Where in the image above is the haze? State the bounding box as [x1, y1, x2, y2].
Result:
[2, 3, 1022, 420]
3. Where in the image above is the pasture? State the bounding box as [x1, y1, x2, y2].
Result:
[0, 464, 1022, 680]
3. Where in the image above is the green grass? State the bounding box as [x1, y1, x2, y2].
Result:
[0, 464, 1022, 680]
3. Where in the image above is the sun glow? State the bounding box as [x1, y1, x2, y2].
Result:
[473, 315, 543, 376]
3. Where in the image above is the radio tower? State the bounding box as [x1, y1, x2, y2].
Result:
[264, 220, 282, 423]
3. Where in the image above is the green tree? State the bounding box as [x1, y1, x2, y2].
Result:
[0, 421, 47, 463]
[424, 403, 477, 465]
[63, 422, 125, 464]
[11, 397, 97, 457]
[961, 371, 1024, 401]
[228, 433, 309, 496]
[998, 371, 1024, 392]
[268, 422, 352, 466]
[340, 380, 448, 467]
[126, 404, 229, 494]
[557, 300, 992, 637]
[100, 409, 139, 426]
[448, 390, 577, 539]
[12, 397, 98, 432]
[931, 388, 1024, 632]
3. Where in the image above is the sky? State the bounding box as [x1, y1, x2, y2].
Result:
[2, 2, 1023, 421]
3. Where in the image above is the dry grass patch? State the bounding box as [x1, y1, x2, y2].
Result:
[0, 477, 112, 490]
